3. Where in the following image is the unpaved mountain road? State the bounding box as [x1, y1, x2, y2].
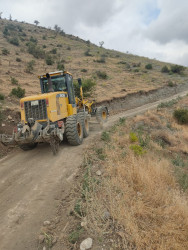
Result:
[0, 89, 187, 250]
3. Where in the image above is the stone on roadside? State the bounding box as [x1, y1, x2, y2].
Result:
[8, 115, 12, 120]
[80, 238, 93, 250]
[43, 220, 51, 226]
[2, 123, 5, 127]
[96, 170, 102, 176]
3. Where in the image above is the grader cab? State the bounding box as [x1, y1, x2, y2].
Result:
[0, 71, 108, 154]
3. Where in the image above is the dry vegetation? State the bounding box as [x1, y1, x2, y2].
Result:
[0, 18, 188, 110]
[54, 96, 188, 249]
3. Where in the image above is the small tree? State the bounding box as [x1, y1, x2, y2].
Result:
[54, 24, 61, 33]
[34, 20, 39, 26]
[9, 14, 12, 21]
[99, 41, 104, 48]
[0, 12, 2, 19]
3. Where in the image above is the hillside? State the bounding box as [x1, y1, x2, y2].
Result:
[0, 18, 188, 110]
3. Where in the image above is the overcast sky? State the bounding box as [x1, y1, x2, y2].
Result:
[1, 0, 188, 66]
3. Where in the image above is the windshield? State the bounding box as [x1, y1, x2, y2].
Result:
[42, 75, 67, 93]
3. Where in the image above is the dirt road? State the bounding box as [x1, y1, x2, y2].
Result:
[0, 90, 187, 250]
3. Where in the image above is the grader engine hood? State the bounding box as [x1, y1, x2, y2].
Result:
[20, 92, 70, 123]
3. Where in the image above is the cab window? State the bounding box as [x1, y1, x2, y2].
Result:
[42, 75, 67, 93]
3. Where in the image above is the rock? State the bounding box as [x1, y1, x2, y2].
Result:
[38, 235, 45, 243]
[80, 238, 93, 250]
[43, 220, 51, 226]
[43, 247, 46, 250]
[103, 211, 110, 220]
[96, 170, 102, 176]
[8, 115, 12, 120]
[2, 123, 5, 127]
[11, 120, 15, 122]
[81, 217, 87, 227]
[137, 192, 142, 197]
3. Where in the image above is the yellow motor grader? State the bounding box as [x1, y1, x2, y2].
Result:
[0, 71, 108, 154]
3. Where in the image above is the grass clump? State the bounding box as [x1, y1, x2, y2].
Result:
[173, 109, 188, 124]
[45, 55, 54, 65]
[158, 99, 178, 108]
[9, 37, 19, 46]
[130, 144, 146, 155]
[10, 86, 25, 98]
[2, 48, 10, 55]
[129, 132, 138, 142]
[0, 93, 5, 100]
[16, 57, 21, 62]
[84, 49, 92, 56]
[94, 55, 106, 63]
[27, 42, 45, 59]
[96, 70, 108, 79]
[69, 226, 84, 244]
[81, 69, 87, 73]
[101, 131, 111, 142]
[10, 77, 18, 85]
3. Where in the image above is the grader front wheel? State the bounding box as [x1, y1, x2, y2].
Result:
[96, 106, 108, 123]
[65, 115, 83, 146]
[78, 112, 90, 138]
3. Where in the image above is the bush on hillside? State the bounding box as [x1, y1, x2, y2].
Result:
[173, 109, 188, 124]
[50, 48, 57, 54]
[9, 37, 19, 46]
[2, 48, 10, 55]
[10, 87, 25, 98]
[29, 36, 38, 43]
[94, 55, 106, 63]
[170, 65, 185, 74]
[25, 60, 35, 73]
[161, 65, 169, 73]
[145, 63, 152, 70]
[74, 78, 96, 97]
[16, 57, 21, 62]
[57, 61, 64, 71]
[45, 55, 54, 65]
[96, 70, 108, 79]
[81, 69, 87, 73]
[27, 42, 45, 59]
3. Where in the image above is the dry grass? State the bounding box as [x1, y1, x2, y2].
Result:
[81, 97, 188, 249]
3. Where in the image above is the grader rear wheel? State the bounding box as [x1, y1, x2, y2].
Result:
[65, 115, 83, 146]
[96, 106, 108, 123]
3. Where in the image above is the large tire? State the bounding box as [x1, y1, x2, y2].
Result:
[19, 143, 38, 151]
[78, 112, 89, 138]
[96, 106, 108, 123]
[65, 115, 83, 146]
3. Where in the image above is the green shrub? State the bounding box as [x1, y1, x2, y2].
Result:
[2, 48, 10, 55]
[173, 109, 188, 124]
[145, 64, 152, 69]
[43, 45, 46, 48]
[45, 55, 54, 65]
[134, 69, 139, 72]
[10, 87, 25, 98]
[29, 36, 37, 43]
[96, 70, 107, 79]
[81, 69, 87, 72]
[118, 61, 127, 65]
[27, 42, 45, 59]
[74, 78, 96, 97]
[25, 60, 35, 73]
[94, 55, 106, 63]
[3, 27, 10, 36]
[130, 145, 146, 156]
[0, 93, 5, 100]
[16, 57, 21, 62]
[170, 64, 185, 74]
[67, 46, 71, 50]
[50, 48, 57, 54]
[167, 81, 176, 87]
[157, 99, 178, 108]
[84, 49, 92, 56]
[57, 61, 64, 71]
[161, 65, 169, 73]
[10, 77, 18, 85]
[119, 117, 126, 125]
[9, 37, 19, 46]
[42, 35, 47, 40]
[129, 132, 138, 142]
[101, 131, 110, 142]
[57, 44, 62, 47]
